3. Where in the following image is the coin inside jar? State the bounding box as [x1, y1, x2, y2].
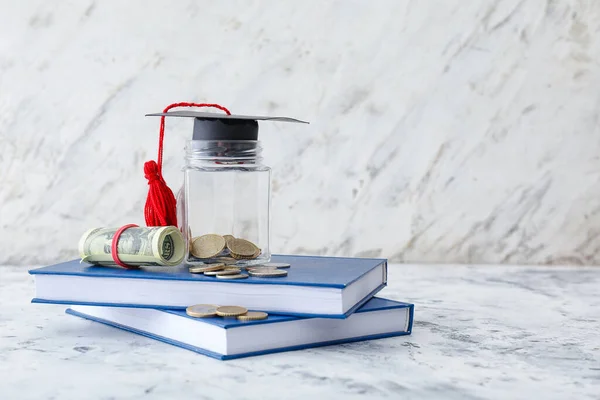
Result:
[191, 234, 226, 259]
[214, 256, 238, 265]
[222, 235, 235, 247]
[227, 238, 259, 258]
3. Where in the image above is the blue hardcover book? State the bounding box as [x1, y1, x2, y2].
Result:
[30, 255, 387, 318]
[65, 297, 413, 360]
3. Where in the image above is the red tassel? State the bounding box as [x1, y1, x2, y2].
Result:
[144, 102, 231, 227]
[144, 161, 178, 226]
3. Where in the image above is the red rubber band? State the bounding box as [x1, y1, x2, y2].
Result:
[111, 224, 139, 269]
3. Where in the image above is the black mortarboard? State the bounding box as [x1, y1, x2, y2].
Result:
[146, 111, 309, 141]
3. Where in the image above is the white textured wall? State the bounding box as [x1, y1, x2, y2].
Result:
[1, 0, 599, 265]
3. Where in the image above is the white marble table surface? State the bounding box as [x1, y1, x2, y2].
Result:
[1, 264, 598, 400]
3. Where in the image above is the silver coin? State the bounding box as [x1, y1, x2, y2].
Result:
[204, 267, 240, 276]
[247, 266, 279, 272]
[261, 262, 291, 268]
[248, 269, 288, 278]
[189, 263, 225, 273]
[215, 268, 243, 276]
[216, 273, 249, 280]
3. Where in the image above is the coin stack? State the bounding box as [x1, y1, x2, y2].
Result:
[186, 304, 269, 321]
[189, 262, 291, 279]
[189, 234, 261, 264]
[247, 263, 290, 278]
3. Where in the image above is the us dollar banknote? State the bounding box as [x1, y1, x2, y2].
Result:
[78, 226, 184, 267]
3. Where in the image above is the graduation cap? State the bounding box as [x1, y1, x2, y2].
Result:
[142, 104, 309, 229]
[145, 111, 309, 141]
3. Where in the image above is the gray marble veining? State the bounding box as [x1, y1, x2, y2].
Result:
[1, 1, 600, 265]
[1, 264, 598, 399]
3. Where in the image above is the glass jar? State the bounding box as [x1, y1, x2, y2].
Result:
[177, 140, 271, 266]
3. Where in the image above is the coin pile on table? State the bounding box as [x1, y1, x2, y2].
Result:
[189, 234, 262, 262]
[247, 266, 287, 277]
[186, 304, 269, 321]
[189, 263, 248, 279]
[247, 262, 290, 277]
[189, 261, 291, 278]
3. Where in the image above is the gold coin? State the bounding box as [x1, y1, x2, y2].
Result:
[230, 252, 247, 260]
[216, 273, 249, 280]
[232, 248, 261, 260]
[223, 235, 235, 247]
[187, 228, 193, 251]
[227, 238, 258, 257]
[189, 263, 225, 273]
[248, 269, 288, 278]
[237, 311, 268, 321]
[230, 249, 261, 260]
[186, 304, 219, 318]
[191, 234, 226, 259]
[215, 267, 242, 276]
[216, 305, 248, 317]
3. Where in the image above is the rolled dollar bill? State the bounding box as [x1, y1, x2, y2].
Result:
[78, 226, 185, 267]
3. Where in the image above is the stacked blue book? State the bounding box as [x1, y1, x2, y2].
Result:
[29, 255, 414, 360]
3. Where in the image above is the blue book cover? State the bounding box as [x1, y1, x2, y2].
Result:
[30, 254, 388, 318]
[66, 297, 414, 360]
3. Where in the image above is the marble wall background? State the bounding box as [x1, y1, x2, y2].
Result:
[1, 0, 599, 266]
